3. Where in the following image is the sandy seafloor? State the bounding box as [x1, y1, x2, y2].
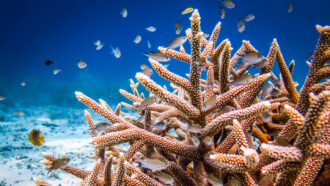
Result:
[0, 104, 130, 186]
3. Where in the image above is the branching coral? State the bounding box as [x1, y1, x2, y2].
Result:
[36, 9, 329, 186]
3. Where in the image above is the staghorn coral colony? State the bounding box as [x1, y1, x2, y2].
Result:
[35, 10, 329, 186]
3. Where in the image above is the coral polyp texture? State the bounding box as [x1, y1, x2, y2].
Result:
[35, 10, 329, 186]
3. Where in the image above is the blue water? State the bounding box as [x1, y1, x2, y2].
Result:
[0, 0, 329, 107]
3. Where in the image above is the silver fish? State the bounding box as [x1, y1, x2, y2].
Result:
[77, 59, 87, 69]
[206, 173, 223, 186]
[239, 51, 265, 66]
[14, 110, 26, 116]
[90, 122, 111, 133]
[144, 52, 170, 62]
[203, 95, 217, 110]
[237, 19, 245, 33]
[53, 69, 61, 75]
[111, 46, 121, 58]
[230, 74, 255, 86]
[152, 121, 168, 130]
[219, 105, 236, 114]
[137, 158, 167, 171]
[133, 35, 142, 44]
[143, 67, 153, 77]
[244, 14, 255, 22]
[94, 40, 103, 50]
[167, 36, 188, 49]
[190, 123, 202, 134]
[154, 172, 174, 185]
[260, 111, 271, 123]
[138, 96, 157, 111]
[175, 21, 182, 34]
[222, 0, 235, 9]
[260, 84, 273, 98]
[120, 8, 127, 18]
[145, 26, 156, 32]
[147, 41, 151, 48]
[0, 96, 6, 101]
[47, 158, 70, 173]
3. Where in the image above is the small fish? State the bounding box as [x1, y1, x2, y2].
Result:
[147, 41, 151, 48]
[28, 129, 45, 146]
[191, 135, 200, 146]
[94, 40, 103, 50]
[152, 121, 168, 131]
[47, 158, 70, 173]
[237, 19, 245, 33]
[306, 53, 314, 61]
[203, 95, 217, 110]
[289, 60, 295, 74]
[222, 0, 235, 9]
[219, 105, 236, 114]
[137, 158, 167, 171]
[120, 8, 127, 18]
[90, 122, 111, 133]
[230, 74, 255, 86]
[21, 81, 26, 87]
[144, 52, 170, 62]
[138, 96, 157, 111]
[77, 59, 87, 69]
[111, 46, 121, 58]
[154, 172, 174, 185]
[14, 110, 26, 116]
[206, 173, 223, 186]
[260, 111, 271, 123]
[239, 51, 266, 66]
[190, 123, 202, 134]
[181, 7, 194, 15]
[143, 67, 153, 77]
[53, 69, 61, 75]
[0, 96, 6, 101]
[167, 36, 188, 49]
[145, 26, 156, 32]
[260, 84, 273, 98]
[45, 60, 54, 66]
[133, 35, 142, 44]
[288, 3, 293, 13]
[203, 33, 210, 38]
[140, 64, 147, 70]
[203, 136, 213, 146]
[175, 21, 182, 34]
[220, 7, 225, 19]
[244, 14, 255, 22]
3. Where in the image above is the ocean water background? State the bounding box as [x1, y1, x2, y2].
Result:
[0, 0, 329, 185]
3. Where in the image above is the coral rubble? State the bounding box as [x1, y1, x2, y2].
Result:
[35, 10, 329, 186]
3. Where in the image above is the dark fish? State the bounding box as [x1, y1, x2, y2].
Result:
[144, 52, 170, 62]
[28, 129, 45, 146]
[47, 158, 70, 173]
[190, 123, 202, 134]
[219, 105, 236, 114]
[275, 136, 290, 146]
[45, 60, 54, 66]
[289, 60, 295, 74]
[175, 21, 182, 34]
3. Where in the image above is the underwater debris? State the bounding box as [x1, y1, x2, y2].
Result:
[36, 9, 330, 186]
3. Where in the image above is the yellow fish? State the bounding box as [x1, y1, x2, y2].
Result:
[182, 7, 194, 15]
[28, 129, 45, 146]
